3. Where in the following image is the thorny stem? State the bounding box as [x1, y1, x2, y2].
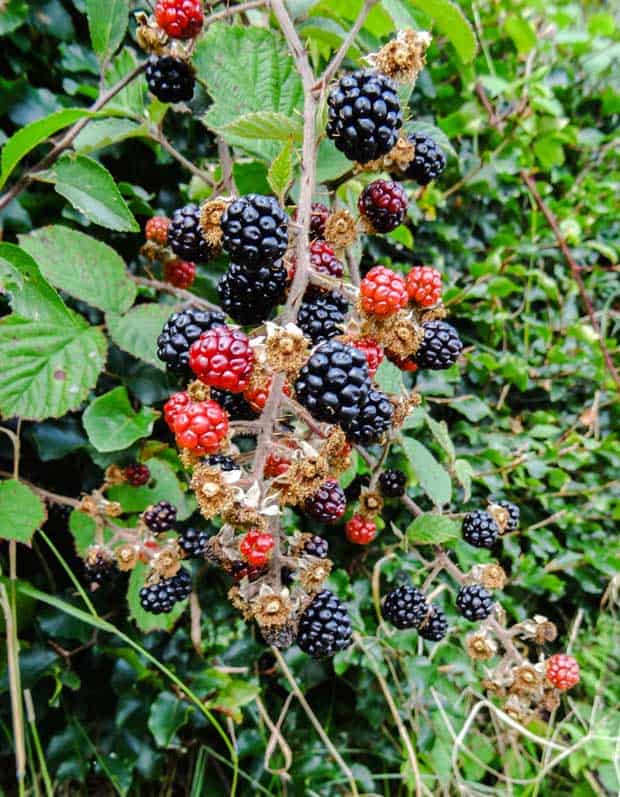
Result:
[132, 275, 221, 311]
[153, 128, 217, 187]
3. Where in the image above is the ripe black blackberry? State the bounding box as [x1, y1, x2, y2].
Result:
[297, 291, 349, 344]
[84, 549, 117, 585]
[145, 55, 195, 103]
[344, 474, 370, 502]
[139, 568, 192, 614]
[168, 204, 214, 262]
[419, 605, 448, 641]
[157, 306, 226, 373]
[303, 535, 329, 559]
[415, 320, 463, 370]
[495, 500, 520, 531]
[462, 510, 499, 549]
[218, 260, 288, 326]
[221, 194, 289, 268]
[456, 584, 494, 621]
[342, 388, 393, 446]
[378, 469, 407, 498]
[382, 584, 428, 629]
[326, 69, 402, 164]
[402, 133, 446, 185]
[210, 388, 259, 421]
[178, 527, 209, 558]
[296, 589, 353, 658]
[304, 480, 346, 523]
[143, 501, 177, 533]
[207, 454, 239, 471]
[294, 340, 370, 426]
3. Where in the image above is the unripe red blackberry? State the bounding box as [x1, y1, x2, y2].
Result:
[358, 179, 408, 233]
[189, 326, 254, 393]
[546, 653, 580, 690]
[145, 215, 170, 245]
[360, 265, 408, 317]
[124, 463, 151, 487]
[405, 266, 442, 307]
[347, 337, 383, 376]
[163, 258, 196, 289]
[345, 514, 377, 545]
[155, 0, 204, 39]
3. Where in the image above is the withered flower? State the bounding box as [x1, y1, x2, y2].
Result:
[359, 490, 384, 519]
[191, 464, 236, 520]
[466, 632, 498, 661]
[115, 543, 139, 572]
[324, 209, 357, 250]
[298, 558, 333, 594]
[370, 29, 432, 84]
[199, 198, 229, 248]
[253, 587, 293, 628]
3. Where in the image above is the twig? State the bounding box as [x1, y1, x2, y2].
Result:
[217, 138, 236, 194]
[153, 128, 216, 187]
[131, 276, 221, 311]
[0, 63, 147, 211]
[255, 693, 294, 778]
[315, 0, 379, 91]
[0, 586, 26, 789]
[203, 0, 265, 26]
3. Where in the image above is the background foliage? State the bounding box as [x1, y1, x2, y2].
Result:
[0, 0, 618, 795]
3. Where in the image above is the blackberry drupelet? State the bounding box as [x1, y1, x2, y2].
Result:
[415, 320, 463, 370]
[139, 568, 192, 614]
[210, 388, 259, 421]
[462, 510, 500, 549]
[206, 454, 239, 471]
[157, 306, 226, 374]
[382, 584, 428, 629]
[402, 132, 446, 185]
[221, 194, 289, 268]
[168, 203, 213, 262]
[296, 589, 353, 658]
[178, 527, 209, 558]
[304, 480, 346, 523]
[145, 55, 195, 103]
[496, 500, 520, 531]
[378, 469, 407, 498]
[218, 260, 288, 326]
[342, 388, 393, 446]
[297, 290, 349, 344]
[326, 69, 402, 164]
[294, 340, 370, 426]
[143, 501, 177, 533]
[303, 535, 329, 559]
[419, 605, 448, 641]
[456, 584, 494, 621]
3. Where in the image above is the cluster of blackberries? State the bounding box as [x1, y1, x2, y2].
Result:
[139, 568, 192, 614]
[462, 500, 520, 549]
[157, 306, 226, 375]
[382, 584, 447, 641]
[294, 339, 393, 446]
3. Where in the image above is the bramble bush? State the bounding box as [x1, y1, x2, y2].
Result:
[0, 1, 618, 795]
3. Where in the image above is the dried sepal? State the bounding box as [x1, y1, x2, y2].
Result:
[298, 557, 333, 594]
[275, 453, 330, 506]
[253, 586, 293, 627]
[115, 543, 140, 572]
[369, 29, 432, 84]
[488, 502, 510, 534]
[199, 197, 230, 248]
[470, 563, 508, 591]
[104, 465, 125, 486]
[358, 490, 384, 519]
[265, 323, 310, 377]
[191, 464, 235, 520]
[135, 11, 169, 55]
[466, 632, 498, 661]
[151, 542, 182, 579]
[361, 134, 415, 174]
[360, 309, 424, 358]
[188, 380, 211, 402]
[324, 209, 358, 250]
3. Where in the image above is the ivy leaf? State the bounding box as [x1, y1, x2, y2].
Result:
[45, 154, 139, 232]
[0, 315, 107, 421]
[127, 562, 188, 633]
[268, 140, 294, 201]
[107, 304, 173, 370]
[148, 692, 192, 748]
[20, 226, 137, 315]
[406, 513, 459, 545]
[107, 458, 193, 520]
[85, 0, 129, 58]
[0, 479, 46, 544]
[401, 437, 452, 507]
[83, 387, 158, 453]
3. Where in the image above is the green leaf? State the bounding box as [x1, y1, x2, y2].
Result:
[0, 480, 46, 544]
[425, 413, 455, 462]
[194, 24, 303, 161]
[85, 0, 129, 57]
[0, 0, 29, 37]
[20, 226, 137, 314]
[406, 513, 459, 545]
[375, 359, 405, 395]
[382, 0, 417, 29]
[454, 459, 473, 501]
[0, 243, 74, 324]
[107, 459, 193, 521]
[0, 315, 107, 421]
[407, 0, 476, 63]
[209, 679, 260, 722]
[47, 154, 139, 232]
[504, 15, 536, 55]
[69, 510, 101, 557]
[83, 387, 158, 453]
[74, 118, 146, 155]
[268, 140, 294, 202]
[107, 304, 173, 370]
[401, 437, 452, 507]
[215, 112, 302, 142]
[148, 692, 191, 748]
[0, 108, 97, 189]
[127, 561, 188, 633]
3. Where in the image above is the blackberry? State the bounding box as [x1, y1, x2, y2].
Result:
[462, 510, 499, 549]
[157, 306, 226, 374]
[303, 535, 329, 559]
[230, 560, 266, 582]
[210, 388, 259, 421]
[415, 320, 463, 370]
[297, 291, 348, 344]
[456, 584, 494, 622]
[261, 623, 296, 650]
[326, 69, 402, 164]
[143, 501, 177, 533]
[145, 55, 195, 103]
[296, 589, 353, 658]
[304, 480, 346, 523]
[402, 133, 446, 185]
[419, 605, 448, 641]
[378, 469, 407, 498]
[344, 474, 370, 502]
[218, 260, 288, 326]
[495, 500, 520, 531]
[221, 194, 289, 268]
[358, 179, 408, 233]
[294, 340, 370, 426]
[206, 454, 239, 471]
[342, 388, 393, 446]
[310, 203, 330, 239]
[178, 527, 209, 558]
[382, 584, 428, 629]
[139, 568, 192, 614]
[84, 549, 117, 585]
[168, 204, 213, 263]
